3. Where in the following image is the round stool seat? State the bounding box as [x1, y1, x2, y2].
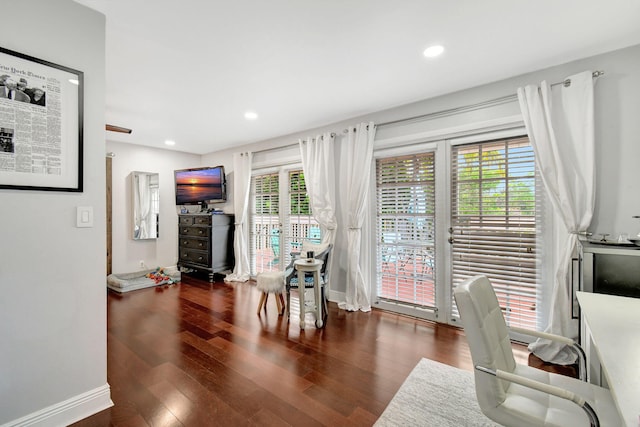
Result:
[256, 271, 285, 292]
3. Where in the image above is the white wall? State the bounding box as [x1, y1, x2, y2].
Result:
[0, 1, 111, 425]
[199, 43, 640, 297]
[588, 46, 640, 236]
[107, 141, 206, 274]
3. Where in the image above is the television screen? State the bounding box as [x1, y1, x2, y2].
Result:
[174, 166, 226, 205]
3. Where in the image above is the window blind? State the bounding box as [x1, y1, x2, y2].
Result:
[250, 170, 319, 275]
[450, 136, 541, 330]
[288, 170, 319, 250]
[376, 152, 436, 308]
[250, 173, 280, 274]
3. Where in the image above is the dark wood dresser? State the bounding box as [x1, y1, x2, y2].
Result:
[177, 213, 234, 281]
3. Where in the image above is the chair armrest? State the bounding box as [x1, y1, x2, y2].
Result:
[509, 326, 573, 345]
[284, 267, 295, 281]
[509, 326, 587, 382]
[283, 253, 301, 271]
[475, 365, 599, 427]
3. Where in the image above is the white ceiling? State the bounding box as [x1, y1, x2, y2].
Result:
[74, 0, 640, 155]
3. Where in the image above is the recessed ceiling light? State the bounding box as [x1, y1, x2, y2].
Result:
[165, 140, 176, 146]
[423, 45, 444, 58]
[244, 111, 258, 120]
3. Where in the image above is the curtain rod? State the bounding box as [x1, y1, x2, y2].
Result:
[372, 70, 604, 130]
[251, 132, 337, 155]
[254, 70, 605, 151]
[373, 95, 518, 129]
[551, 70, 604, 88]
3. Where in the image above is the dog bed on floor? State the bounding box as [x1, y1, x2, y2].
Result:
[107, 267, 181, 293]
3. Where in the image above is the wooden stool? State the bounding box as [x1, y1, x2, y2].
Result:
[256, 271, 285, 315]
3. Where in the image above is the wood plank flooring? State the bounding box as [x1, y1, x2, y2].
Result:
[72, 274, 575, 426]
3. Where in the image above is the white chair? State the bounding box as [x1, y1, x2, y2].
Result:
[453, 275, 621, 427]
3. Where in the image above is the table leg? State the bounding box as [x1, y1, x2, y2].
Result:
[297, 269, 305, 329]
[314, 270, 323, 328]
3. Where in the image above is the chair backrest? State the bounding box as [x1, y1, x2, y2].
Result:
[301, 241, 332, 276]
[453, 275, 517, 410]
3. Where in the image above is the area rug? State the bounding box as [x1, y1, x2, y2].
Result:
[374, 358, 498, 427]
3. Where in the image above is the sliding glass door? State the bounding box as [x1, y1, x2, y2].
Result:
[449, 136, 541, 330]
[374, 134, 543, 329]
[375, 151, 437, 320]
[250, 172, 280, 273]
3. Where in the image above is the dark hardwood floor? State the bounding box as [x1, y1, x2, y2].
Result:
[73, 274, 575, 426]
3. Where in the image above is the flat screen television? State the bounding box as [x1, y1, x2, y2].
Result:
[174, 165, 227, 207]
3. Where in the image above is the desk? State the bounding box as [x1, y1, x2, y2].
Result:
[576, 291, 640, 427]
[293, 259, 324, 329]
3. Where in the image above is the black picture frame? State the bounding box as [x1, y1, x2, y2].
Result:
[0, 46, 83, 192]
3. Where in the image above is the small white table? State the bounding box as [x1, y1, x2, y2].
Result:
[576, 291, 640, 427]
[293, 258, 323, 329]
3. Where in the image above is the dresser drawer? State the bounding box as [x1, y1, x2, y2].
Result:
[179, 216, 195, 225]
[194, 215, 212, 226]
[179, 248, 210, 266]
[179, 226, 210, 238]
[179, 237, 208, 251]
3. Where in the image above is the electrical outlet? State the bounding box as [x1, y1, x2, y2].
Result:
[139, 260, 145, 268]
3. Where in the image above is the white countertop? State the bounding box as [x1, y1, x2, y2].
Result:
[576, 291, 640, 427]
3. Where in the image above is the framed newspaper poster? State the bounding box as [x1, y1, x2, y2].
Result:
[0, 46, 83, 192]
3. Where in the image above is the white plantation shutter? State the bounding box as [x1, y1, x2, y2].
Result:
[250, 169, 319, 275]
[250, 173, 280, 274]
[287, 169, 319, 251]
[450, 136, 541, 330]
[376, 152, 436, 308]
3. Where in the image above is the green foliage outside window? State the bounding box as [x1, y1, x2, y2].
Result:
[456, 147, 535, 217]
[290, 171, 311, 215]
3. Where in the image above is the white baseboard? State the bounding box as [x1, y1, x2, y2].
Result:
[2, 384, 113, 427]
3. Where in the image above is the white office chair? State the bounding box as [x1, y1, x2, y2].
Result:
[453, 275, 621, 427]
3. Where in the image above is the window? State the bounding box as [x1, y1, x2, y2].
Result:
[376, 152, 436, 309]
[450, 136, 541, 330]
[287, 170, 321, 250]
[250, 172, 280, 273]
[250, 168, 320, 275]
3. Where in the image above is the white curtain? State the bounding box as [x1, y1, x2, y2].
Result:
[134, 173, 151, 239]
[225, 152, 253, 282]
[299, 132, 338, 246]
[339, 122, 376, 312]
[517, 71, 596, 364]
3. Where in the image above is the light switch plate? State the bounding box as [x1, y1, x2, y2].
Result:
[76, 206, 93, 228]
